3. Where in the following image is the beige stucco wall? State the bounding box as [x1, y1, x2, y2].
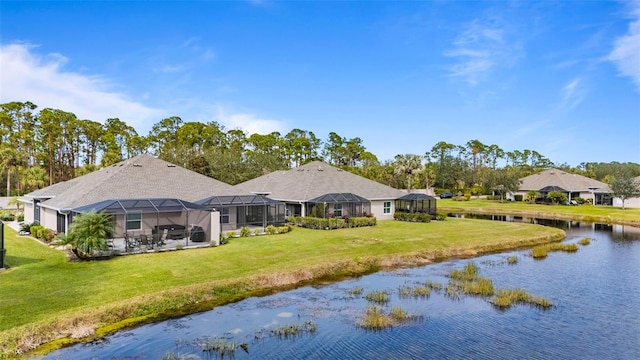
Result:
[371, 200, 394, 220]
[210, 211, 221, 245]
[41, 207, 58, 231]
[23, 202, 34, 223]
[613, 196, 640, 208]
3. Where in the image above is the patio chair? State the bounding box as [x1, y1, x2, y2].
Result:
[140, 235, 152, 250]
[159, 229, 168, 245]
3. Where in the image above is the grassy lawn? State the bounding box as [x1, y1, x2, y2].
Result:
[438, 198, 640, 226]
[0, 218, 564, 355]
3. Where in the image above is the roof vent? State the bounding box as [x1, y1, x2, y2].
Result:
[133, 163, 142, 167]
[318, 166, 323, 171]
[167, 164, 176, 168]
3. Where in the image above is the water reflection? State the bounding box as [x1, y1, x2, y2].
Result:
[42, 218, 640, 360]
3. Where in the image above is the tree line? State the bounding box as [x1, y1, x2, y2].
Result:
[1, 101, 639, 197]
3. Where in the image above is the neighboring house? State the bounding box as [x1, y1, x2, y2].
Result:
[612, 175, 640, 209]
[235, 161, 408, 220]
[517, 168, 612, 205]
[19, 154, 284, 240]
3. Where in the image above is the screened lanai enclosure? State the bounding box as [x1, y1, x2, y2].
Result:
[395, 193, 437, 218]
[307, 193, 371, 218]
[196, 194, 286, 231]
[71, 198, 214, 250]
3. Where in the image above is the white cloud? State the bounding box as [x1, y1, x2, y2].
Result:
[0, 43, 164, 129]
[444, 18, 521, 86]
[607, 2, 640, 92]
[562, 77, 585, 110]
[213, 104, 287, 135]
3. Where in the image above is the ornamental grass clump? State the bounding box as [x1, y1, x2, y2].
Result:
[578, 237, 591, 246]
[507, 255, 518, 264]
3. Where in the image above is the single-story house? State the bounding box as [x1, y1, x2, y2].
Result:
[19, 154, 285, 242]
[517, 168, 612, 205]
[235, 161, 409, 220]
[612, 175, 640, 209]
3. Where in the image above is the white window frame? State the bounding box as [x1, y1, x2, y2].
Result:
[221, 207, 230, 224]
[383, 201, 391, 214]
[334, 203, 343, 217]
[126, 212, 142, 231]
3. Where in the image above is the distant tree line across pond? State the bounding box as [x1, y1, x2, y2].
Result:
[1, 101, 639, 197]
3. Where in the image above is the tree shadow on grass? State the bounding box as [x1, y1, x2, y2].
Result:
[4, 254, 43, 267]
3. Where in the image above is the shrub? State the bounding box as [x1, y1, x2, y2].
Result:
[239, 226, 251, 237]
[20, 222, 32, 233]
[277, 226, 290, 234]
[393, 212, 431, 223]
[436, 212, 447, 221]
[44, 229, 56, 243]
[0, 211, 15, 221]
[219, 232, 228, 245]
[226, 230, 237, 238]
[514, 194, 523, 201]
[16, 213, 24, 222]
[266, 225, 277, 235]
[29, 225, 45, 239]
[253, 228, 262, 236]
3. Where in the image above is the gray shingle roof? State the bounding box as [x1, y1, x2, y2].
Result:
[26, 154, 248, 211]
[236, 161, 407, 201]
[519, 168, 611, 193]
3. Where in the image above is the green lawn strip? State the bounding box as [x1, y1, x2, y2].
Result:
[0, 219, 563, 356]
[439, 198, 640, 226]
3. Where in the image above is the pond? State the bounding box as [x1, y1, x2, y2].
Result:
[41, 218, 640, 359]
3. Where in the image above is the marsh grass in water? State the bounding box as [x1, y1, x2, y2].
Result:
[507, 255, 518, 264]
[578, 237, 591, 246]
[446, 263, 550, 308]
[365, 290, 391, 304]
[360, 305, 421, 330]
[425, 280, 443, 291]
[531, 243, 579, 259]
[347, 286, 364, 296]
[192, 337, 248, 357]
[491, 289, 552, 309]
[270, 321, 317, 339]
[447, 263, 494, 296]
[398, 284, 431, 299]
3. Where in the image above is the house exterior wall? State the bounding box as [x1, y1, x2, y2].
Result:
[23, 202, 34, 223]
[41, 207, 58, 230]
[515, 190, 599, 203]
[613, 196, 640, 208]
[371, 200, 395, 220]
[210, 211, 221, 245]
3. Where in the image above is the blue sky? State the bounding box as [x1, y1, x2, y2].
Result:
[1, 1, 639, 167]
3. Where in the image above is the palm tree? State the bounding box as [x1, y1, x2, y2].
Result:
[20, 166, 49, 193]
[0, 145, 21, 196]
[55, 210, 114, 257]
[394, 154, 423, 192]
